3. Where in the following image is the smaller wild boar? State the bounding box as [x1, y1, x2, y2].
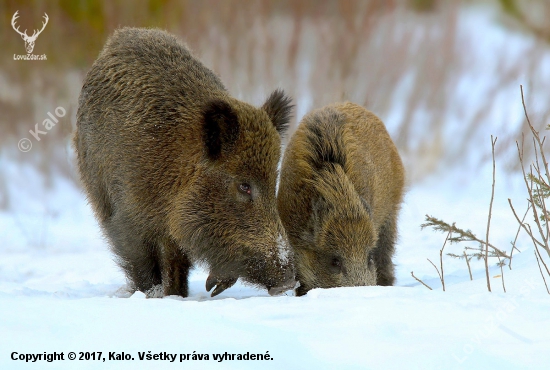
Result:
[278, 103, 404, 296]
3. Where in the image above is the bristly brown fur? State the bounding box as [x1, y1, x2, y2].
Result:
[278, 103, 405, 296]
[74, 27, 295, 297]
[303, 108, 347, 170]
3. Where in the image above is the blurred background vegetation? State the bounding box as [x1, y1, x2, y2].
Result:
[1, 0, 549, 210]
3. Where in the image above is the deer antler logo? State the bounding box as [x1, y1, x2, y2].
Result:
[11, 10, 49, 54]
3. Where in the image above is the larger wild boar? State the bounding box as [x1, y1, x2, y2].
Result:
[74, 28, 295, 298]
[278, 103, 404, 296]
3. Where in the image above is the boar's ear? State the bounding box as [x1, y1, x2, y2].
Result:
[311, 195, 330, 235]
[262, 89, 293, 135]
[202, 100, 240, 161]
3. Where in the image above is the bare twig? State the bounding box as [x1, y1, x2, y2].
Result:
[496, 254, 506, 293]
[521, 85, 550, 182]
[541, 193, 550, 241]
[531, 142, 550, 241]
[464, 251, 473, 280]
[516, 138, 550, 257]
[518, 85, 550, 258]
[439, 225, 453, 291]
[509, 204, 529, 270]
[534, 239, 550, 278]
[530, 165, 550, 254]
[411, 271, 433, 291]
[534, 251, 550, 294]
[484, 136, 497, 292]
[509, 198, 547, 250]
[427, 258, 443, 291]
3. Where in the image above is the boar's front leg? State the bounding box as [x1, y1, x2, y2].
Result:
[160, 239, 192, 297]
[372, 214, 397, 286]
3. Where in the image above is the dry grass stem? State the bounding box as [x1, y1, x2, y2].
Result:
[463, 251, 473, 280]
[517, 86, 550, 257]
[534, 240, 550, 278]
[411, 271, 433, 291]
[509, 199, 547, 250]
[509, 205, 529, 270]
[439, 226, 453, 291]
[534, 250, 550, 294]
[531, 153, 550, 240]
[427, 258, 444, 291]
[521, 85, 550, 181]
[519, 144, 549, 253]
[496, 254, 506, 293]
[484, 135, 497, 292]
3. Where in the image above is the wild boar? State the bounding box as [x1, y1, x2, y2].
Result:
[74, 27, 295, 297]
[278, 103, 404, 296]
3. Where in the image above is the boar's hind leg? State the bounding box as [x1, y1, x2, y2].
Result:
[160, 239, 192, 297]
[372, 214, 397, 286]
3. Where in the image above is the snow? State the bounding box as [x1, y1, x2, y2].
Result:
[276, 233, 290, 265]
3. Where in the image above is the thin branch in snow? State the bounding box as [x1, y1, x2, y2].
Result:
[484, 135, 497, 293]
[534, 239, 550, 279]
[509, 204, 529, 270]
[521, 85, 550, 183]
[439, 225, 453, 291]
[534, 250, 550, 295]
[509, 198, 547, 250]
[427, 258, 443, 291]
[464, 251, 473, 281]
[411, 271, 432, 291]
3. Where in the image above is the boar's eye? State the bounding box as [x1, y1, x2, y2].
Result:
[238, 183, 252, 195]
[329, 256, 342, 274]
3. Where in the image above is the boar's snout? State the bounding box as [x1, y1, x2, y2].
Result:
[267, 266, 297, 296]
[246, 231, 296, 296]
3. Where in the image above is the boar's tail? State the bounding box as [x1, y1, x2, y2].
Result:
[303, 107, 347, 171]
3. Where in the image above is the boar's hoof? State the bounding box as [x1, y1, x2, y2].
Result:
[206, 274, 238, 297]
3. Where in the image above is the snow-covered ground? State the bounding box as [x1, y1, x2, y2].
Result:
[1, 158, 549, 370]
